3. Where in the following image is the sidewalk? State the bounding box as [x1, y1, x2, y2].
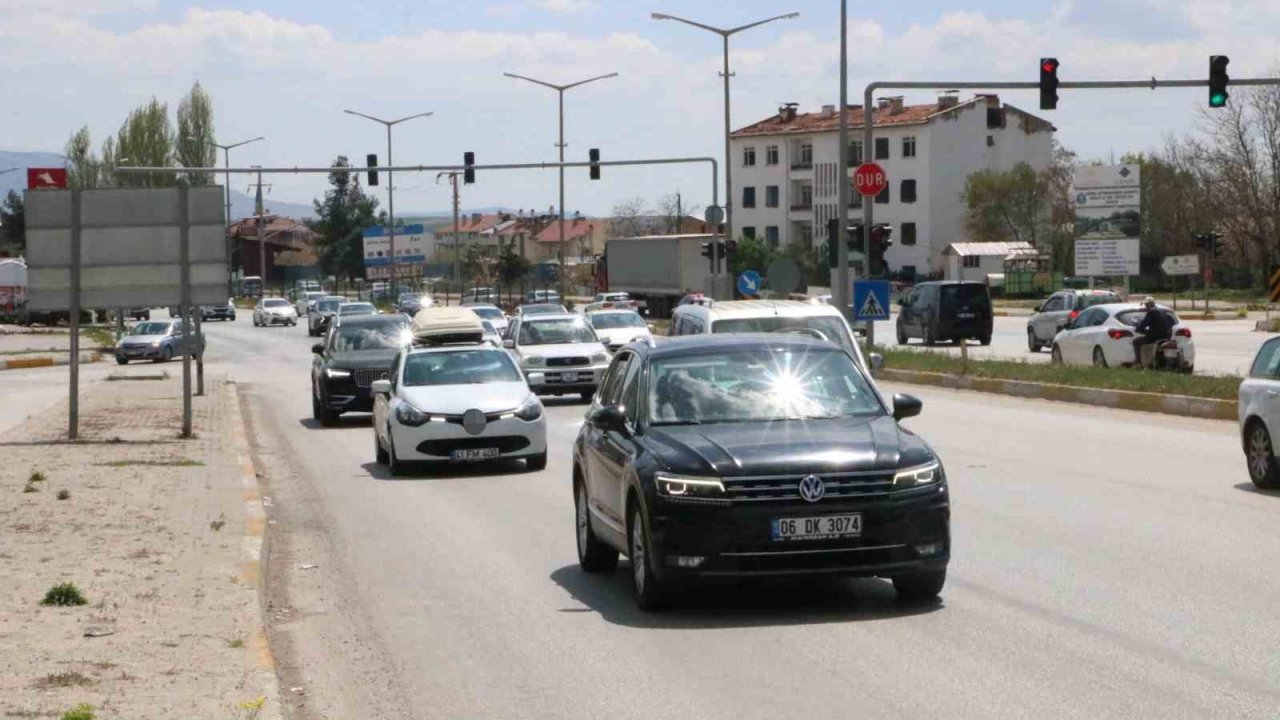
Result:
[0, 326, 113, 371]
[0, 373, 281, 719]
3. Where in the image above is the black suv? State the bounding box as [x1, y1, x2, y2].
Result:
[311, 314, 409, 425]
[896, 281, 993, 346]
[572, 334, 949, 609]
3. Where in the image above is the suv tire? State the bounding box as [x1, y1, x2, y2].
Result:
[576, 480, 618, 573]
[628, 503, 666, 611]
[1027, 328, 1040, 353]
[893, 568, 946, 601]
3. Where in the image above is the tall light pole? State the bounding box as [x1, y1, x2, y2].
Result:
[206, 137, 264, 292]
[0, 167, 18, 175]
[344, 109, 434, 302]
[504, 71, 618, 301]
[651, 11, 799, 293]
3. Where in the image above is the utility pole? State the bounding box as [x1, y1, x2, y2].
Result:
[206, 136, 264, 294]
[437, 171, 462, 302]
[676, 190, 682, 233]
[836, 0, 852, 328]
[247, 169, 271, 294]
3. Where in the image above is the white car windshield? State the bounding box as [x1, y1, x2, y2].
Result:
[130, 322, 171, 336]
[402, 349, 523, 387]
[519, 318, 598, 346]
[649, 348, 883, 425]
[589, 313, 646, 330]
[711, 316, 856, 356]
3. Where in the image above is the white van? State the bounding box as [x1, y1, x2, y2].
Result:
[670, 300, 870, 369]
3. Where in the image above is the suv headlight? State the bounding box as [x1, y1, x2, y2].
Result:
[522, 355, 545, 368]
[325, 368, 350, 379]
[395, 403, 429, 427]
[893, 462, 940, 488]
[513, 395, 543, 422]
[655, 472, 725, 498]
[590, 351, 610, 364]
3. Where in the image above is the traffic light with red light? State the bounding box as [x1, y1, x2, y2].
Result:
[463, 152, 475, 184]
[1040, 58, 1060, 110]
[1209, 55, 1230, 108]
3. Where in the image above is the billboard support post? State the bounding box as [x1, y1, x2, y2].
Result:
[68, 189, 81, 440]
[179, 186, 193, 438]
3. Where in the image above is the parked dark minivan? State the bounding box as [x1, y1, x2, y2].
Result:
[896, 281, 993, 346]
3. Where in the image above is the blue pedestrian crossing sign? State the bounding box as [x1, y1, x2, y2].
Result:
[737, 270, 762, 297]
[853, 280, 890, 321]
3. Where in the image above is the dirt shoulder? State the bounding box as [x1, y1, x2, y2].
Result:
[0, 372, 280, 719]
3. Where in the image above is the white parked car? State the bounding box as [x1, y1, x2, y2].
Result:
[585, 309, 651, 352]
[371, 334, 547, 476]
[253, 297, 298, 327]
[504, 314, 611, 401]
[584, 292, 635, 312]
[464, 303, 509, 337]
[1048, 303, 1194, 371]
[1239, 337, 1280, 489]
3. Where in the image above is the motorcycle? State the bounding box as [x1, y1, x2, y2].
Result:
[1138, 338, 1190, 373]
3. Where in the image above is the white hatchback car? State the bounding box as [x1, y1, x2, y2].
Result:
[1239, 336, 1280, 489]
[504, 314, 611, 401]
[371, 343, 547, 476]
[1049, 303, 1194, 371]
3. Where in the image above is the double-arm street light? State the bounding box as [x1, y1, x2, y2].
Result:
[504, 71, 618, 300]
[0, 167, 19, 175]
[206, 137, 265, 290]
[651, 11, 799, 288]
[344, 109, 434, 300]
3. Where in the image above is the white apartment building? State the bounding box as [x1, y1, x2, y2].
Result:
[729, 94, 1055, 278]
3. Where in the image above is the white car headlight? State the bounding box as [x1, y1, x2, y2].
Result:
[395, 403, 429, 427]
[522, 355, 545, 368]
[151, 340, 162, 348]
[325, 368, 350, 379]
[655, 472, 725, 498]
[590, 351, 610, 364]
[513, 395, 544, 422]
[893, 462, 940, 488]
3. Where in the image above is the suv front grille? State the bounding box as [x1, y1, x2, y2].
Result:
[547, 356, 589, 367]
[352, 368, 389, 388]
[723, 470, 897, 502]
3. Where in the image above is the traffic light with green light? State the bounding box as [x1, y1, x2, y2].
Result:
[1209, 56, 1230, 108]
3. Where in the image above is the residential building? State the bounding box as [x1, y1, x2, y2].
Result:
[729, 95, 1055, 277]
[229, 215, 319, 283]
[530, 217, 606, 265]
[942, 241, 1037, 282]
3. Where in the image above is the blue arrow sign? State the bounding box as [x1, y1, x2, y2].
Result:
[737, 270, 762, 297]
[853, 280, 890, 321]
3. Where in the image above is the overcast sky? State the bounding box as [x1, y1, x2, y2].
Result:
[2, 0, 1275, 216]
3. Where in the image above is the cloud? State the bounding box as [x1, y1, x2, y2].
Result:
[534, 0, 594, 14]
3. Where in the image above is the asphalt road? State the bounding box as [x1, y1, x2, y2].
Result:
[871, 313, 1271, 376]
[181, 311, 1280, 719]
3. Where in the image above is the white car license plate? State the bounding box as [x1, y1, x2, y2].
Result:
[559, 372, 578, 383]
[771, 513, 862, 541]
[451, 448, 499, 462]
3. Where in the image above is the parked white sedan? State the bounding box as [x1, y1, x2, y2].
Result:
[371, 343, 547, 476]
[1049, 303, 1194, 371]
[1239, 336, 1280, 489]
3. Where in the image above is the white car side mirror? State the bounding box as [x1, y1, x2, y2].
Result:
[371, 379, 392, 395]
[503, 338, 515, 349]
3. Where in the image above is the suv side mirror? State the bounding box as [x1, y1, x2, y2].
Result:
[311, 343, 324, 355]
[892, 393, 923, 421]
[591, 405, 629, 434]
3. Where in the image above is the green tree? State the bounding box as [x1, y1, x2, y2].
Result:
[729, 234, 777, 277]
[962, 162, 1051, 249]
[114, 98, 175, 187]
[496, 244, 531, 300]
[64, 126, 101, 189]
[781, 239, 827, 289]
[1, 190, 24, 255]
[310, 156, 381, 279]
[176, 82, 217, 186]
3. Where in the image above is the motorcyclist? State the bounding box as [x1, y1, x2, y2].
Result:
[1133, 297, 1173, 368]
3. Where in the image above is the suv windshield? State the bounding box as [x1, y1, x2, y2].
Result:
[519, 318, 598, 345]
[522, 304, 567, 315]
[402, 349, 523, 386]
[471, 307, 504, 320]
[649, 348, 882, 425]
[339, 303, 375, 315]
[589, 312, 646, 330]
[711, 316, 855, 356]
[940, 284, 991, 309]
[130, 322, 171, 336]
[330, 320, 408, 352]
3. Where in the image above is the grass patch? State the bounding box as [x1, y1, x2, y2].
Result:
[57, 489, 70, 501]
[60, 705, 95, 720]
[81, 327, 115, 348]
[23, 483, 39, 494]
[40, 582, 87, 607]
[210, 515, 226, 532]
[877, 348, 1240, 401]
[34, 671, 95, 689]
[95, 459, 204, 468]
[227, 637, 244, 649]
[29, 471, 46, 483]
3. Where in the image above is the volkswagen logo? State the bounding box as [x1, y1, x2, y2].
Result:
[798, 474, 825, 503]
[462, 409, 487, 436]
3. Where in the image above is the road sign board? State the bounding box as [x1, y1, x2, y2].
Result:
[704, 205, 724, 227]
[27, 168, 67, 190]
[1161, 254, 1200, 276]
[853, 280, 890, 321]
[737, 269, 761, 297]
[1075, 237, 1139, 277]
[766, 258, 802, 294]
[1270, 264, 1280, 303]
[853, 163, 888, 198]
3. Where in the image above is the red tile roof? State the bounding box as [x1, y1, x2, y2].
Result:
[729, 95, 1050, 138]
[534, 219, 602, 244]
[438, 213, 504, 234]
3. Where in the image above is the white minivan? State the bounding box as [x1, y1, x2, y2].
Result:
[669, 300, 870, 370]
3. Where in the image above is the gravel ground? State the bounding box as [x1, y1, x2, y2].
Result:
[0, 373, 270, 719]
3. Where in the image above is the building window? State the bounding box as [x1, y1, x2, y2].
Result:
[963, 255, 981, 268]
[901, 179, 917, 203]
[800, 143, 813, 165]
[742, 186, 756, 209]
[800, 185, 813, 207]
[765, 185, 780, 208]
[874, 137, 890, 160]
[986, 135, 995, 147]
[765, 226, 780, 247]
[741, 226, 756, 239]
[847, 140, 863, 165]
[765, 145, 779, 166]
[901, 222, 917, 246]
[743, 146, 756, 167]
[875, 185, 889, 204]
[987, 107, 1005, 129]
[902, 136, 917, 158]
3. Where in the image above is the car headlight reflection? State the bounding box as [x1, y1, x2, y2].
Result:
[513, 395, 543, 422]
[893, 462, 940, 488]
[395, 403, 429, 427]
[655, 472, 725, 498]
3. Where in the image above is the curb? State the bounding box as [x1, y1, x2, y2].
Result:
[0, 351, 102, 371]
[876, 368, 1237, 421]
[225, 381, 284, 720]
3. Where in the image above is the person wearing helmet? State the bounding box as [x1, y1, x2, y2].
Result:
[1133, 296, 1173, 368]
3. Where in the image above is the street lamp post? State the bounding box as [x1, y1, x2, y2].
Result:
[504, 71, 618, 302]
[0, 167, 19, 175]
[206, 137, 264, 294]
[344, 109, 434, 302]
[651, 11, 799, 294]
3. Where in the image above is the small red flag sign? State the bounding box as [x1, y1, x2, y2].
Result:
[27, 167, 68, 190]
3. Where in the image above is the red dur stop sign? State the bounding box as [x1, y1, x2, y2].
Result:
[853, 162, 888, 197]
